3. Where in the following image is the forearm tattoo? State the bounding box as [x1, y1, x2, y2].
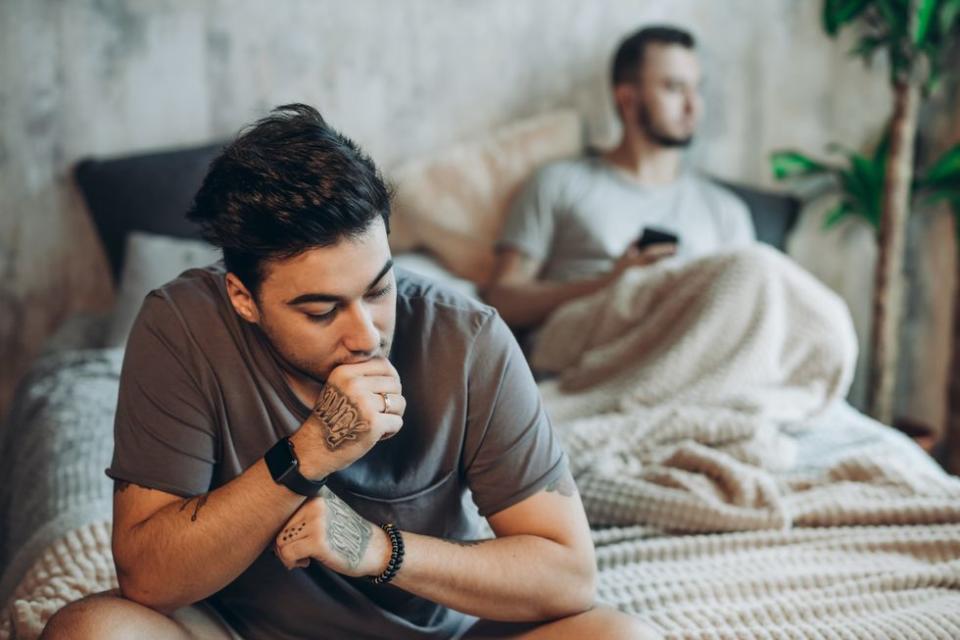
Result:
[545, 471, 577, 497]
[178, 494, 209, 522]
[443, 539, 489, 547]
[313, 384, 370, 450]
[322, 487, 371, 570]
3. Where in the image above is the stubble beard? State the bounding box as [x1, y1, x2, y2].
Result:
[638, 104, 694, 149]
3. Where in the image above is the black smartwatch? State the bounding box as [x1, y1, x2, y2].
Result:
[264, 436, 328, 497]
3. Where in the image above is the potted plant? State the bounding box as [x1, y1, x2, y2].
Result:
[772, 0, 960, 428]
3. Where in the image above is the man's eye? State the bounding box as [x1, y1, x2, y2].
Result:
[366, 285, 392, 300]
[306, 309, 337, 322]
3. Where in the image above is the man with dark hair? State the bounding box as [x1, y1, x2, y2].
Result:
[486, 26, 755, 333]
[41, 104, 656, 639]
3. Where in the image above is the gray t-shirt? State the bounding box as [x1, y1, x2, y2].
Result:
[106, 264, 566, 640]
[498, 157, 755, 282]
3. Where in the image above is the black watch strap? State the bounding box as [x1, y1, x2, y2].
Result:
[265, 436, 328, 497]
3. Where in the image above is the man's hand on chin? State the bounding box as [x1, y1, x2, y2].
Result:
[289, 357, 406, 480]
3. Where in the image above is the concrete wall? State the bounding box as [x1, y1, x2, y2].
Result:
[1, 0, 955, 436]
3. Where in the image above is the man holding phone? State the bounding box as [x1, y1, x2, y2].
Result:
[485, 26, 754, 333]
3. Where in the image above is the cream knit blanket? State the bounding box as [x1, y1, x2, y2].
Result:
[532, 246, 960, 531]
[529, 246, 960, 636]
[592, 522, 960, 638]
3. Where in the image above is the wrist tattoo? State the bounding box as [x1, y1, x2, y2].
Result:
[323, 487, 371, 570]
[544, 471, 577, 498]
[179, 494, 209, 522]
[313, 384, 370, 450]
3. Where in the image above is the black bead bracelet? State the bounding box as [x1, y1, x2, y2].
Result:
[371, 523, 404, 584]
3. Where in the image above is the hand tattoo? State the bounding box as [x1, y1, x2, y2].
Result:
[179, 494, 209, 522]
[322, 487, 371, 570]
[313, 384, 370, 450]
[280, 522, 306, 544]
[544, 471, 577, 498]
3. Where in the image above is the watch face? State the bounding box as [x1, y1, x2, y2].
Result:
[266, 437, 298, 481]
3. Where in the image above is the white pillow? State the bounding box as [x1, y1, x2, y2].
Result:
[392, 251, 479, 299]
[106, 232, 221, 347]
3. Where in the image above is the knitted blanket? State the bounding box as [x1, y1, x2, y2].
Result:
[593, 522, 960, 638]
[529, 247, 960, 531]
[529, 247, 960, 635]
[0, 349, 119, 640]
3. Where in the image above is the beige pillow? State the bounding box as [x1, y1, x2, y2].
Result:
[388, 110, 583, 285]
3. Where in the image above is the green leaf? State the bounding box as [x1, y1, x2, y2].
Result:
[921, 144, 960, 183]
[770, 151, 832, 180]
[876, 0, 907, 37]
[854, 153, 885, 223]
[914, 0, 938, 44]
[849, 34, 889, 61]
[823, 201, 857, 229]
[941, 0, 960, 35]
[823, 0, 873, 34]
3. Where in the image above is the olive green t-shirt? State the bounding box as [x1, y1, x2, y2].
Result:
[106, 264, 567, 640]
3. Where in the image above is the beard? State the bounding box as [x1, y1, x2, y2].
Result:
[638, 104, 694, 148]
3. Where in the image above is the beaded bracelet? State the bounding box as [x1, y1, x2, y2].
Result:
[371, 523, 404, 584]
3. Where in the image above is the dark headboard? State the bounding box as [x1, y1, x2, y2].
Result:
[717, 180, 802, 252]
[75, 142, 225, 282]
[75, 142, 803, 283]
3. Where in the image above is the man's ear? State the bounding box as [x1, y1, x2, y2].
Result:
[612, 83, 636, 121]
[225, 273, 261, 324]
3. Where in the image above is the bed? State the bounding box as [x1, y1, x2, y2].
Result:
[2, 111, 959, 639]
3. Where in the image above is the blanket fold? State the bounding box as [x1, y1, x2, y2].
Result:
[533, 247, 960, 532]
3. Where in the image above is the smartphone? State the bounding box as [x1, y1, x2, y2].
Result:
[635, 227, 680, 250]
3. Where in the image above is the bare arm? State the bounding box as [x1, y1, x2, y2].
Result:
[484, 246, 677, 330]
[113, 358, 405, 613]
[112, 462, 305, 614]
[275, 470, 597, 622]
[393, 471, 595, 621]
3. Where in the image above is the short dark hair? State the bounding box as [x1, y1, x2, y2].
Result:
[187, 103, 392, 295]
[611, 25, 696, 87]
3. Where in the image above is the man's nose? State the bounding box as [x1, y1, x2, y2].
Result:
[342, 302, 381, 355]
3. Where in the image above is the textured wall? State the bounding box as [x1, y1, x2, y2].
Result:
[0, 0, 954, 434]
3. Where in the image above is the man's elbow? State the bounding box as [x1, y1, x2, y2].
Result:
[541, 553, 597, 619]
[568, 557, 599, 613]
[115, 565, 184, 615]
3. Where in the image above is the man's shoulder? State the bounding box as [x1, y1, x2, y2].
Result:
[395, 268, 497, 334]
[135, 262, 231, 339]
[519, 156, 605, 196]
[684, 172, 750, 214]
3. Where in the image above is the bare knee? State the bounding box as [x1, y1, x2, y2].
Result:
[581, 606, 662, 640]
[40, 590, 188, 640]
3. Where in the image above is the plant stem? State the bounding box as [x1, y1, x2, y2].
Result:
[868, 79, 920, 424]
